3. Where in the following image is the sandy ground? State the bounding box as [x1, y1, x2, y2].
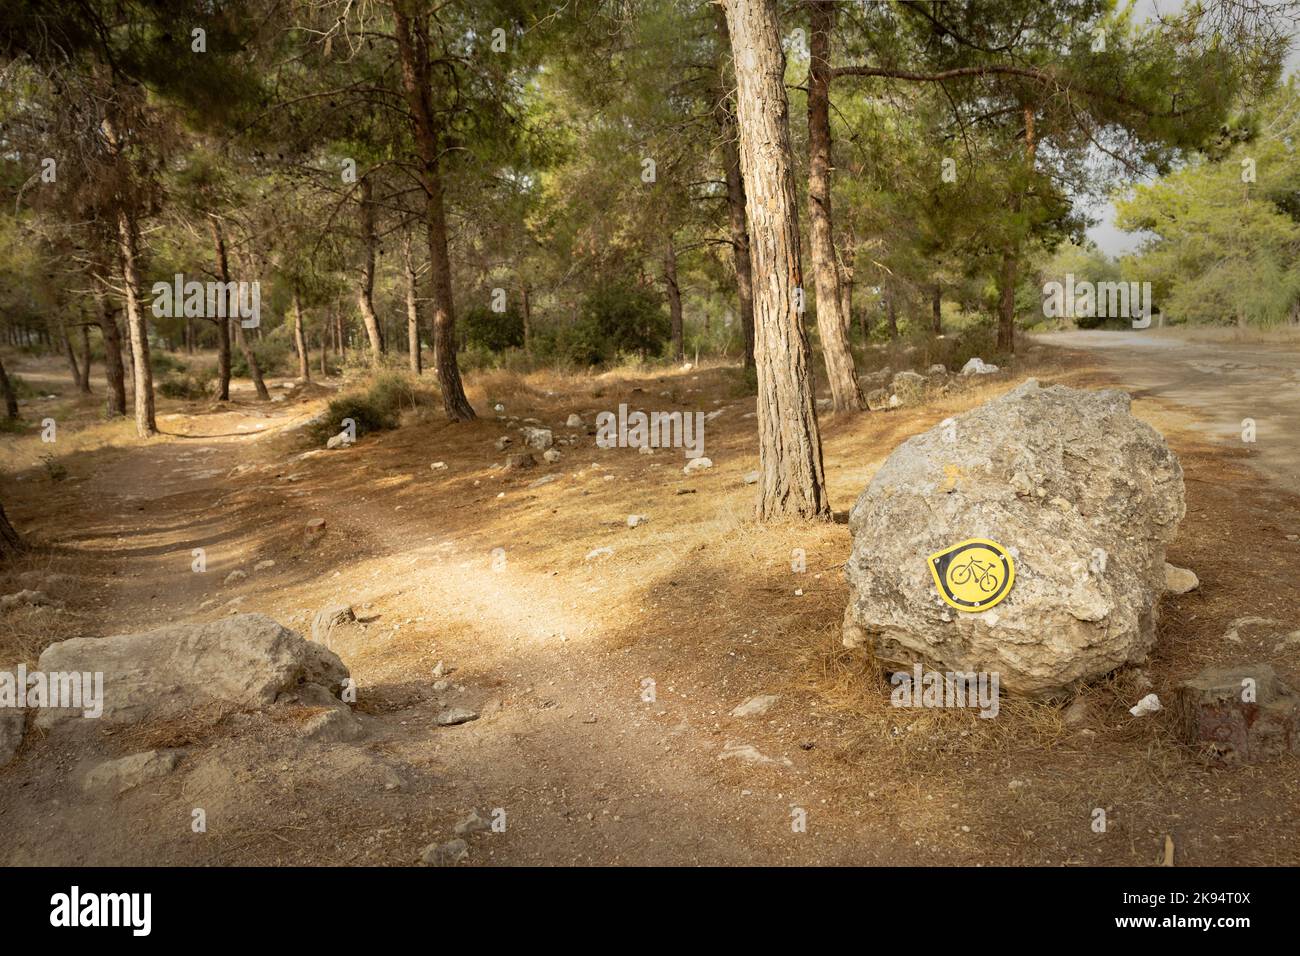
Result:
[1, 337, 1298, 866]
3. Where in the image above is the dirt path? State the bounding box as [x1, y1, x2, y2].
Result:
[1033, 330, 1300, 494]
[3, 349, 1300, 866]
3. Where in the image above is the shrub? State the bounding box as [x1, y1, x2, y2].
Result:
[464, 305, 525, 352]
[581, 280, 670, 359]
[305, 371, 427, 444]
[149, 351, 187, 375]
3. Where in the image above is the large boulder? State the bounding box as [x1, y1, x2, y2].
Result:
[35, 614, 350, 731]
[842, 380, 1185, 697]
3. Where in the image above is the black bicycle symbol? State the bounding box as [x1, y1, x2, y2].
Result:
[950, 556, 1001, 593]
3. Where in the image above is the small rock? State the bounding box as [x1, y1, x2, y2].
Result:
[495, 436, 513, 451]
[0, 590, 60, 612]
[730, 694, 779, 718]
[431, 461, 448, 471]
[528, 474, 561, 489]
[585, 546, 614, 561]
[743, 470, 760, 485]
[520, 426, 553, 451]
[436, 707, 479, 727]
[961, 356, 999, 375]
[420, 838, 469, 867]
[543, 449, 562, 463]
[865, 388, 891, 411]
[454, 810, 491, 836]
[1164, 563, 1199, 594]
[1129, 693, 1162, 717]
[305, 518, 327, 540]
[254, 560, 276, 572]
[224, 570, 247, 586]
[299, 705, 363, 742]
[637, 445, 654, 456]
[82, 749, 184, 795]
[627, 514, 648, 528]
[505, 452, 536, 472]
[326, 430, 352, 450]
[432, 661, 446, 678]
[311, 603, 356, 643]
[566, 414, 584, 428]
[682, 456, 713, 475]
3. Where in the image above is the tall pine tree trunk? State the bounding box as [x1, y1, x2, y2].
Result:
[0, 354, 18, 419]
[357, 177, 386, 362]
[0, 500, 23, 560]
[115, 207, 156, 437]
[805, 0, 863, 412]
[96, 285, 127, 417]
[997, 107, 1037, 355]
[77, 323, 93, 392]
[292, 292, 311, 383]
[664, 235, 684, 362]
[213, 220, 270, 401]
[404, 229, 422, 375]
[713, 5, 756, 371]
[723, 0, 829, 520]
[932, 281, 943, 335]
[521, 284, 532, 354]
[394, 5, 475, 421]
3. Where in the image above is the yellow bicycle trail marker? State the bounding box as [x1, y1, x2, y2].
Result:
[928, 538, 1015, 612]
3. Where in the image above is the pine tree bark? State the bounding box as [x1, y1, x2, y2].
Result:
[96, 285, 127, 417]
[997, 107, 1037, 355]
[213, 221, 270, 401]
[357, 177, 386, 362]
[404, 229, 422, 375]
[713, 5, 756, 371]
[805, 1, 863, 412]
[0, 500, 24, 559]
[664, 235, 685, 362]
[521, 284, 532, 354]
[723, 0, 830, 520]
[77, 322, 93, 392]
[393, 5, 476, 421]
[932, 280, 943, 335]
[0, 353, 18, 419]
[115, 207, 156, 437]
[292, 292, 311, 383]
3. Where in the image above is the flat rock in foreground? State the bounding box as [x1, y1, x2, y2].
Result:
[842, 379, 1185, 697]
[36, 613, 350, 731]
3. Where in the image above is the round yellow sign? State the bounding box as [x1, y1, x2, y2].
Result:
[928, 538, 1015, 612]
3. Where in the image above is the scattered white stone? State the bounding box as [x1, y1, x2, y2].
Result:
[454, 810, 491, 836]
[326, 430, 352, 449]
[431, 461, 448, 471]
[254, 560, 276, 572]
[1129, 693, 1162, 717]
[224, 570, 247, 586]
[520, 426, 553, 450]
[566, 414, 584, 428]
[730, 694, 779, 718]
[743, 470, 760, 485]
[637, 445, 654, 456]
[543, 449, 562, 463]
[494, 436, 513, 451]
[961, 356, 999, 375]
[683, 456, 713, 475]
[585, 546, 614, 561]
[627, 514, 648, 528]
[0, 590, 61, 612]
[718, 741, 792, 766]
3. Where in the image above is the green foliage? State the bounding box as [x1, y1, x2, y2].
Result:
[306, 372, 428, 444]
[579, 280, 670, 360]
[464, 306, 525, 352]
[1115, 83, 1300, 327]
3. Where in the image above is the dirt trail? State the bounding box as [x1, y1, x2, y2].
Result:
[1034, 330, 1300, 494]
[3, 349, 1300, 866]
